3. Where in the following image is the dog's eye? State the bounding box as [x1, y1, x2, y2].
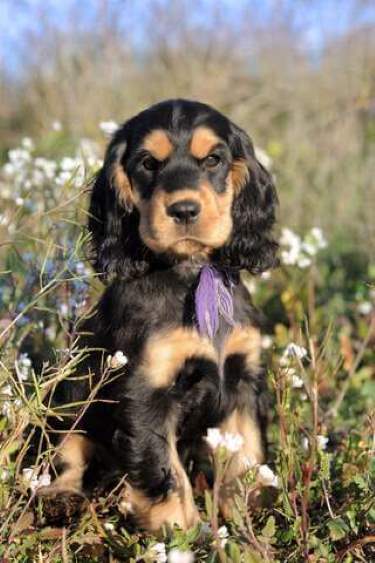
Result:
[142, 156, 159, 171]
[205, 154, 221, 168]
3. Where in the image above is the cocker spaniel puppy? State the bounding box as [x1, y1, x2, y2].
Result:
[42, 99, 278, 532]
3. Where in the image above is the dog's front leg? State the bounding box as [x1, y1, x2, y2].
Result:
[218, 325, 267, 519]
[113, 327, 218, 532]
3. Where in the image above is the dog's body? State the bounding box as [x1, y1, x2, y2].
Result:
[43, 99, 278, 532]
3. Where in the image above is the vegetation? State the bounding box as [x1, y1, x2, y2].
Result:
[0, 1, 374, 560]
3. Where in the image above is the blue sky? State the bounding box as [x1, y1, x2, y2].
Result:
[1, 0, 374, 75]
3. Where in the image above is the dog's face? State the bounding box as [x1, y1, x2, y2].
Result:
[125, 125, 238, 257]
[89, 100, 278, 280]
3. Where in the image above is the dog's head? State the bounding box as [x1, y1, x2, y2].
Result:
[89, 99, 278, 280]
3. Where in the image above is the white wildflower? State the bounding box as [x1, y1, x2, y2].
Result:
[108, 350, 128, 369]
[261, 271, 271, 280]
[15, 197, 24, 206]
[168, 549, 194, 563]
[291, 374, 304, 388]
[1, 401, 12, 417]
[99, 120, 119, 137]
[1, 384, 13, 396]
[302, 435, 328, 450]
[22, 468, 39, 492]
[38, 472, 51, 488]
[21, 137, 34, 151]
[222, 432, 244, 453]
[297, 255, 312, 269]
[75, 261, 87, 276]
[52, 120, 62, 131]
[60, 157, 79, 172]
[119, 498, 133, 514]
[357, 301, 372, 315]
[205, 428, 223, 450]
[301, 241, 317, 256]
[0, 469, 10, 482]
[283, 343, 307, 361]
[254, 146, 272, 170]
[287, 343, 307, 359]
[17, 352, 32, 381]
[3, 162, 16, 177]
[59, 303, 69, 317]
[280, 227, 327, 268]
[22, 466, 51, 492]
[104, 522, 115, 531]
[205, 428, 244, 453]
[79, 138, 101, 164]
[34, 157, 57, 180]
[280, 228, 301, 250]
[310, 227, 327, 249]
[258, 464, 279, 488]
[150, 542, 167, 562]
[45, 325, 56, 341]
[8, 148, 31, 165]
[261, 335, 273, 349]
[217, 525, 229, 548]
[0, 213, 9, 226]
[317, 435, 329, 450]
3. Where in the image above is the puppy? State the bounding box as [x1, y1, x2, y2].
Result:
[41, 99, 278, 532]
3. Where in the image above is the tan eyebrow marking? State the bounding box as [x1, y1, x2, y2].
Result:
[143, 129, 173, 160]
[190, 126, 221, 159]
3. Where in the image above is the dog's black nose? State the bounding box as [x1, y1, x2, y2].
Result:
[167, 200, 201, 224]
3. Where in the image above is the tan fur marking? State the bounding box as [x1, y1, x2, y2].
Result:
[190, 126, 220, 159]
[38, 434, 94, 495]
[138, 181, 234, 255]
[143, 129, 173, 160]
[111, 163, 134, 208]
[121, 427, 199, 532]
[222, 325, 261, 371]
[231, 158, 249, 194]
[219, 409, 264, 519]
[140, 327, 217, 388]
[125, 486, 200, 532]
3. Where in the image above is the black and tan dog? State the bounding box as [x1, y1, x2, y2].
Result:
[41, 99, 278, 532]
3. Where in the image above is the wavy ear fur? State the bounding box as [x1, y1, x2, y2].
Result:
[214, 123, 279, 274]
[88, 129, 153, 281]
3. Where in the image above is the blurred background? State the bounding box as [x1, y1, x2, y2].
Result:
[0, 5, 374, 557]
[1, 0, 374, 258]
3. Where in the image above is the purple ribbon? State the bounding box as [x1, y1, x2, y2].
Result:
[195, 265, 235, 338]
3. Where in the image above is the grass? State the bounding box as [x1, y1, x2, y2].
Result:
[0, 138, 374, 562]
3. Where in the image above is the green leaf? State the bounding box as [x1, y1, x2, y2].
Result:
[227, 541, 241, 563]
[204, 490, 213, 519]
[327, 518, 349, 541]
[346, 510, 358, 533]
[320, 452, 331, 481]
[185, 523, 201, 544]
[261, 515, 276, 539]
[242, 549, 265, 563]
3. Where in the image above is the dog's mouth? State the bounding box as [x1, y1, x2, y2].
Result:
[168, 237, 211, 257]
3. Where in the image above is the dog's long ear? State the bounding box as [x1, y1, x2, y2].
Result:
[88, 127, 152, 281]
[214, 123, 278, 274]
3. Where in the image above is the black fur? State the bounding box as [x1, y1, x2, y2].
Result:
[89, 99, 278, 281]
[49, 99, 278, 524]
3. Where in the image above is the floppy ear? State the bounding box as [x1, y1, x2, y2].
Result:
[214, 123, 278, 274]
[88, 128, 153, 281]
